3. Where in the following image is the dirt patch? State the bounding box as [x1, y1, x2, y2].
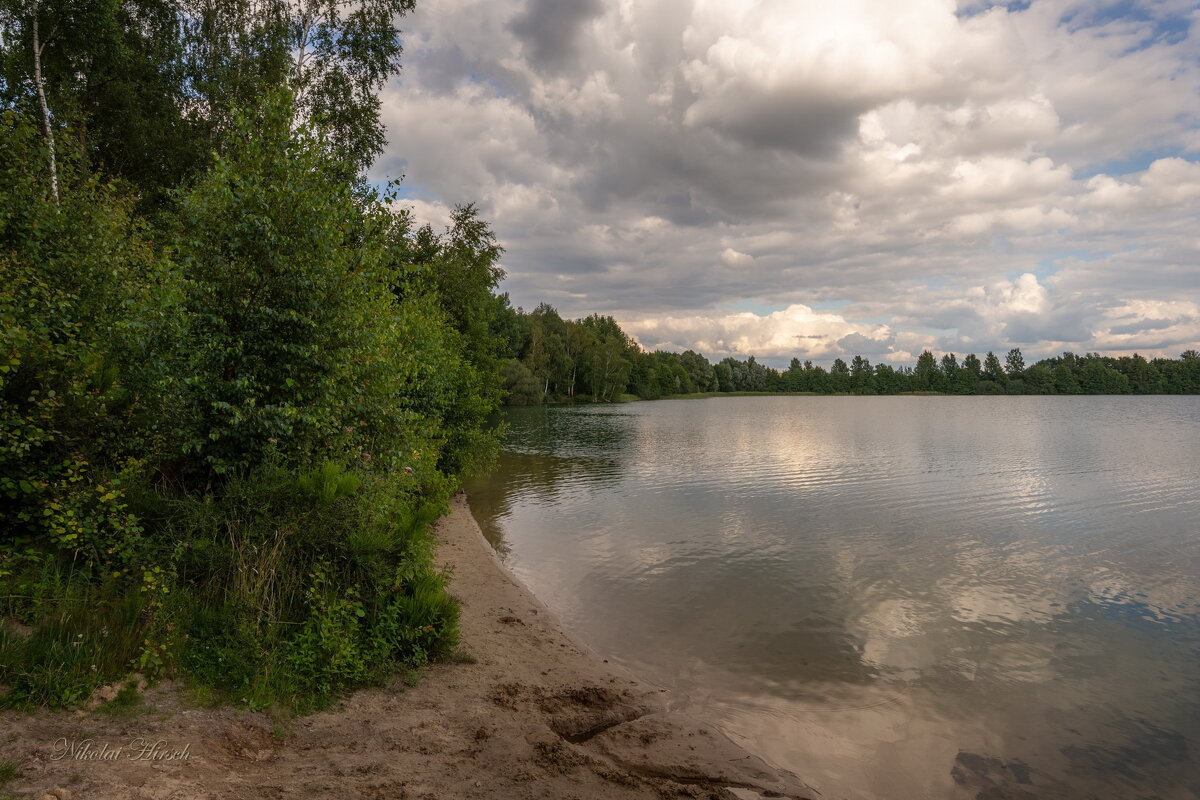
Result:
[222, 719, 278, 762]
[541, 685, 626, 711]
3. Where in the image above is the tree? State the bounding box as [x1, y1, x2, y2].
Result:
[1078, 357, 1129, 395]
[679, 350, 715, 393]
[171, 91, 495, 480]
[629, 351, 660, 399]
[0, 0, 419, 205]
[0, 10, 495, 712]
[1121, 354, 1163, 394]
[489, 293, 526, 360]
[1023, 364, 1053, 393]
[1004, 348, 1026, 379]
[0, 109, 175, 555]
[829, 357, 850, 392]
[1053, 364, 1080, 394]
[914, 350, 939, 390]
[744, 356, 769, 391]
[1174, 350, 1200, 393]
[501, 359, 542, 405]
[982, 351, 1006, 383]
[575, 315, 634, 402]
[525, 304, 572, 398]
[402, 204, 505, 376]
[962, 353, 983, 379]
[1, 0, 207, 206]
[783, 357, 804, 391]
[713, 359, 734, 392]
[850, 354, 875, 394]
[944, 354, 975, 394]
[805, 362, 829, 393]
[180, 0, 419, 180]
[29, 1, 56, 200]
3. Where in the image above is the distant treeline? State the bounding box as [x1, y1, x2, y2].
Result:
[493, 302, 1200, 404]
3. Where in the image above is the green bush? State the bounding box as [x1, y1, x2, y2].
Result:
[0, 92, 499, 710]
[0, 111, 178, 576]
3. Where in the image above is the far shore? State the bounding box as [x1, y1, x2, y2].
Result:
[0, 495, 814, 800]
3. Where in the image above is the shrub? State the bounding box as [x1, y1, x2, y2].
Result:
[1, 93, 496, 710]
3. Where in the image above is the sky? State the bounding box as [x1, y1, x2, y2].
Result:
[371, 0, 1200, 367]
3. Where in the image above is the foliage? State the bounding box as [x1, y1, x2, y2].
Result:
[171, 91, 440, 481]
[0, 0, 417, 206]
[0, 0, 204, 207]
[0, 110, 176, 574]
[180, 0, 417, 181]
[501, 359, 544, 406]
[169, 464, 457, 709]
[1, 89, 503, 709]
[390, 202, 505, 475]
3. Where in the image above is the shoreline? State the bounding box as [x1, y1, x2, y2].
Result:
[0, 495, 815, 800]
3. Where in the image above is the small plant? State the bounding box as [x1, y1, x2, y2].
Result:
[297, 462, 362, 506]
[0, 759, 18, 786]
[97, 681, 145, 718]
[449, 648, 477, 665]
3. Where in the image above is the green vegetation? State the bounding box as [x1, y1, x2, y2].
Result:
[1, 2, 505, 711]
[96, 681, 147, 718]
[495, 304, 1200, 403]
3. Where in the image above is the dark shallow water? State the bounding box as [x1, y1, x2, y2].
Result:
[466, 396, 1200, 800]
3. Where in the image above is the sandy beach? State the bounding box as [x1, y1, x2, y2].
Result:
[0, 495, 815, 799]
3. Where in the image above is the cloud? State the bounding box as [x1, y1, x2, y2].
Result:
[621, 304, 896, 363]
[378, 0, 1200, 364]
[836, 331, 898, 359]
[720, 248, 754, 267]
[509, 0, 605, 70]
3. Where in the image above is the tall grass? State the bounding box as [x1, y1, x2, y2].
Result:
[1, 463, 459, 712]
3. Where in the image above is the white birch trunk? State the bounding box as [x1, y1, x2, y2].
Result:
[31, 7, 59, 204]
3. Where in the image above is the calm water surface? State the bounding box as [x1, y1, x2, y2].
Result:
[466, 396, 1200, 800]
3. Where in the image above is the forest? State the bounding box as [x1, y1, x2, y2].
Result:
[494, 302, 1200, 403]
[1, 0, 507, 709]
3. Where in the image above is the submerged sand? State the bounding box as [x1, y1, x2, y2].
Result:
[0, 495, 815, 799]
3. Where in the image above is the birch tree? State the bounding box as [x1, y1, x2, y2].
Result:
[0, 0, 58, 201]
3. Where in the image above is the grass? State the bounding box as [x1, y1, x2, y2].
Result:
[0, 760, 18, 800]
[1, 465, 461, 715]
[0, 576, 151, 710]
[96, 681, 148, 719]
[449, 648, 477, 665]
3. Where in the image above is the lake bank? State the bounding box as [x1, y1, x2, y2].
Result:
[0, 495, 813, 800]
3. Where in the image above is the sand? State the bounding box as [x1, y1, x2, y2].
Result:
[0, 495, 816, 799]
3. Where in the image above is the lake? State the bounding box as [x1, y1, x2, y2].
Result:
[466, 396, 1200, 800]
